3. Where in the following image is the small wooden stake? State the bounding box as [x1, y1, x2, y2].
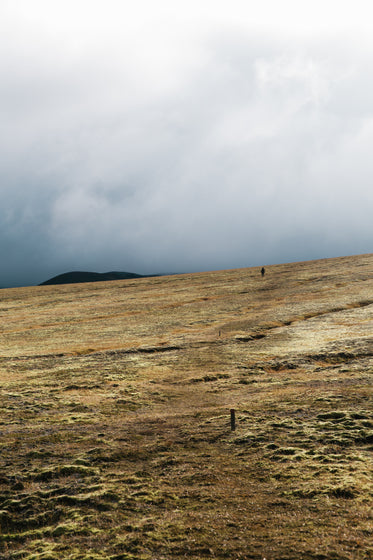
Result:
[230, 409, 236, 431]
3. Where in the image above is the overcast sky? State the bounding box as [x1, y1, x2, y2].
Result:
[1, 1, 373, 286]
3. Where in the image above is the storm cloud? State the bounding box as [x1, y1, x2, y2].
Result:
[1, 1, 373, 286]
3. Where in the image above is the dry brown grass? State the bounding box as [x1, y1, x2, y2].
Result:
[0, 253, 372, 559]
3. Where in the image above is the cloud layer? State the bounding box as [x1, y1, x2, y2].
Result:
[1, 1, 373, 286]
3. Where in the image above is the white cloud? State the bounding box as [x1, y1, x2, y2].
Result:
[0, 1, 373, 285]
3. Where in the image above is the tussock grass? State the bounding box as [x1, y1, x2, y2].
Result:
[0, 254, 372, 559]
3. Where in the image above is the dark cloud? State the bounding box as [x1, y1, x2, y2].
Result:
[0, 2, 372, 286]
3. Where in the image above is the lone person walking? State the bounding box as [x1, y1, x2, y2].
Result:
[261, 267, 265, 277]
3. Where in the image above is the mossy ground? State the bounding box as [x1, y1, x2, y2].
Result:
[0, 254, 372, 559]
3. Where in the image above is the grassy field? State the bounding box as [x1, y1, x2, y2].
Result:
[0, 253, 372, 559]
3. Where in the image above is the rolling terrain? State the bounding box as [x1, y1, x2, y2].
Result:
[0, 253, 372, 559]
[39, 271, 146, 286]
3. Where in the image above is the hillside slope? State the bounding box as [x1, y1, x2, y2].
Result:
[0, 253, 372, 560]
[39, 270, 145, 285]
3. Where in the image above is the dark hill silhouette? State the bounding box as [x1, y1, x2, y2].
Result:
[39, 271, 147, 286]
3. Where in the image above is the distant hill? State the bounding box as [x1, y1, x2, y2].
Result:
[39, 271, 147, 286]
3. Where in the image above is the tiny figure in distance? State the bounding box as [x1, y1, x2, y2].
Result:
[261, 267, 265, 277]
